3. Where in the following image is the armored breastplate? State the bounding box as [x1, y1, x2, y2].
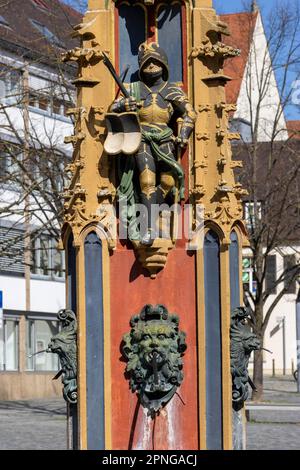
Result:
[138, 92, 172, 126]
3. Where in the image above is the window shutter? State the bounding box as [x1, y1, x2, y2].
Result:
[0, 227, 24, 274]
[266, 255, 277, 295]
[284, 255, 297, 294]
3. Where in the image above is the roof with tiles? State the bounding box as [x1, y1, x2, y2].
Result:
[287, 121, 300, 140]
[221, 11, 258, 105]
[0, 0, 81, 59]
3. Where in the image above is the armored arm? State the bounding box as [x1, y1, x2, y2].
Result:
[174, 100, 197, 147]
[165, 86, 197, 147]
[110, 96, 137, 113]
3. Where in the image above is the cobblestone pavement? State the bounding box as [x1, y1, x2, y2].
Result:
[0, 399, 67, 450]
[247, 375, 300, 450]
[0, 376, 299, 450]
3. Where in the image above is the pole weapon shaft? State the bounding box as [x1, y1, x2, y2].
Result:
[102, 52, 130, 99]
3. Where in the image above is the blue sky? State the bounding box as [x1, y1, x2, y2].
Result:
[63, 0, 275, 15]
[213, 0, 272, 14]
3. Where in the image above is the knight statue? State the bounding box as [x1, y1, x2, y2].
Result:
[104, 42, 197, 245]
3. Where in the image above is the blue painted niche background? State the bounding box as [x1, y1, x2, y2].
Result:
[118, 2, 183, 83]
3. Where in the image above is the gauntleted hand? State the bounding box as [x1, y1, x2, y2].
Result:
[175, 136, 189, 148]
[124, 97, 138, 112]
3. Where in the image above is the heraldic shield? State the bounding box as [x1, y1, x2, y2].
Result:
[104, 112, 141, 155]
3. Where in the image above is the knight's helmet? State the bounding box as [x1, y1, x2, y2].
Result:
[138, 42, 169, 81]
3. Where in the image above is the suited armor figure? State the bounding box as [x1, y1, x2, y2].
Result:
[110, 42, 197, 245]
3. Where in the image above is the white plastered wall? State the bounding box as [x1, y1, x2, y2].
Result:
[234, 12, 289, 142]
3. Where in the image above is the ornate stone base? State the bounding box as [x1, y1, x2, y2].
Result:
[132, 238, 174, 279]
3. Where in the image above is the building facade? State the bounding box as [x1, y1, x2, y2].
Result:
[223, 4, 300, 375]
[0, 1, 298, 405]
[0, 0, 81, 399]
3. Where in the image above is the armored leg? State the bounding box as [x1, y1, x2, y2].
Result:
[157, 142, 177, 204]
[136, 144, 158, 244]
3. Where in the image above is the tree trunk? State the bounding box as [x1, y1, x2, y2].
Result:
[252, 347, 264, 401]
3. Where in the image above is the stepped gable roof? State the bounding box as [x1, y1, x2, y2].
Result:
[221, 11, 258, 105]
[0, 0, 82, 58]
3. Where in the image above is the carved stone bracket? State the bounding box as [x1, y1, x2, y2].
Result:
[216, 129, 226, 141]
[230, 161, 243, 169]
[194, 161, 208, 170]
[190, 185, 206, 201]
[64, 183, 87, 209]
[215, 102, 237, 115]
[97, 185, 115, 199]
[64, 132, 86, 146]
[196, 132, 210, 141]
[62, 41, 106, 87]
[233, 183, 249, 197]
[64, 107, 87, 147]
[191, 40, 240, 59]
[198, 104, 212, 113]
[66, 160, 85, 176]
[62, 40, 104, 66]
[217, 157, 227, 168]
[91, 106, 104, 116]
[132, 239, 174, 279]
[228, 132, 241, 141]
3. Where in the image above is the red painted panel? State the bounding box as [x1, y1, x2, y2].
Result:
[110, 246, 198, 450]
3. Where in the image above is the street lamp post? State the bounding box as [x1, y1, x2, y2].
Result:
[283, 317, 286, 376]
[296, 287, 300, 393]
[276, 316, 286, 376]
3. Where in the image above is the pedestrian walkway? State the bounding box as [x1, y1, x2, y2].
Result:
[0, 376, 299, 450]
[0, 399, 66, 450]
[246, 375, 300, 450]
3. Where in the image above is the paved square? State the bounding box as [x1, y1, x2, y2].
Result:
[0, 376, 299, 450]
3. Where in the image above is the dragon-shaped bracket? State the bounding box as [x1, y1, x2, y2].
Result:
[48, 309, 77, 404]
[230, 307, 260, 411]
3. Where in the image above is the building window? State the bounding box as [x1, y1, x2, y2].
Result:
[0, 65, 22, 102]
[31, 235, 65, 278]
[26, 319, 59, 371]
[242, 257, 257, 294]
[38, 94, 49, 111]
[28, 89, 71, 119]
[31, 0, 49, 10]
[52, 97, 62, 115]
[30, 19, 65, 48]
[244, 201, 262, 231]
[0, 15, 10, 28]
[0, 146, 22, 181]
[0, 151, 13, 178]
[0, 319, 19, 371]
[266, 255, 277, 295]
[0, 227, 25, 274]
[283, 254, 297, 294]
